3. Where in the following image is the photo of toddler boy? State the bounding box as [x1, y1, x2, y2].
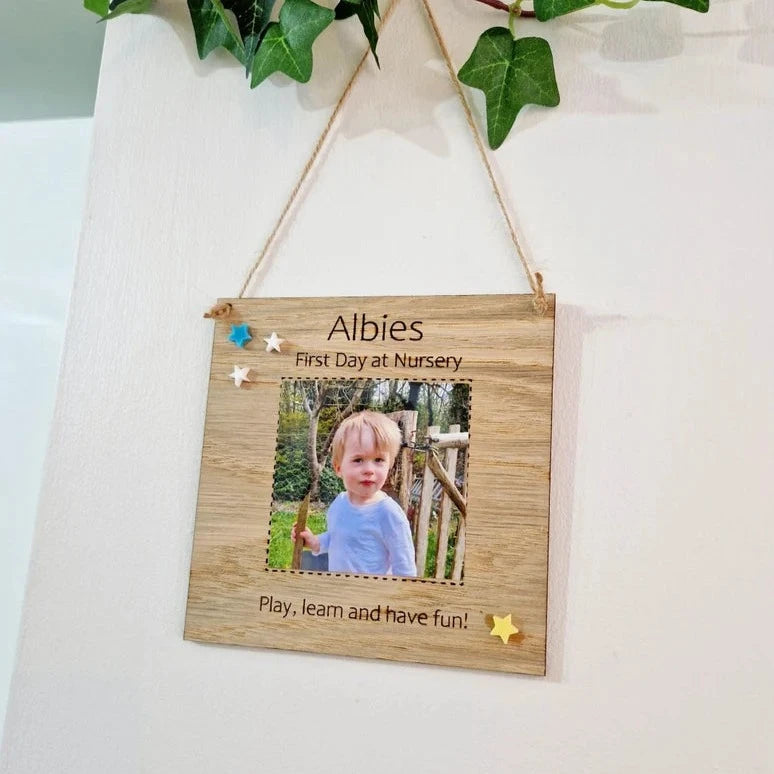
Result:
[291, 411, 417, 577]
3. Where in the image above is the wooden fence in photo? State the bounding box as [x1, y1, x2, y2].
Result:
[388, 412, 468, 581]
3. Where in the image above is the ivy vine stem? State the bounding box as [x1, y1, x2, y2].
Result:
[472, 0, 536, 19]
[595, 0, 641, 8]
[508, 1, 521, 37]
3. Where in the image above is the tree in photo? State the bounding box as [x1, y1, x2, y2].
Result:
[301, 380, 368, 501]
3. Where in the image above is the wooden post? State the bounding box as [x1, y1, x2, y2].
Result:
[414, 425, 439, 577]
[291, 493, 310, 570]
[451, 448, 469, 582]
[451, 522, 465, 582]
[398, 411, 417, 515]
[434, 424, 459, 579]
[427, 431, 469, 449]
[385, 410, 417, 518]
[426, 449, 466, 517]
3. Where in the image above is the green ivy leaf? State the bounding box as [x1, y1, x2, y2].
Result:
[84, 0, 153, 19]
[643, 0, 709, 11]
[535, 0, 708, 18]
[334, 0, 381, 66]
[250, 0, 334, 87]
[458, 30, 559, 149]
[533, 0, 595, 22]
[188, 0, 247, 64]
[103, 0, 153, 19]
[221, 0, 277, 66]
[84, 0, 110, 16]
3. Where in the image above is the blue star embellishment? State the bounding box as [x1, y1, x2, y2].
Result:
[228, 324, 252, 348]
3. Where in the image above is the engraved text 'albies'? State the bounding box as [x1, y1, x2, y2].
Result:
[327, 314, 423, 342]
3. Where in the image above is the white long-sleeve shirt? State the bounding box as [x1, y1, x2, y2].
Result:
[315, 492, 417, 577]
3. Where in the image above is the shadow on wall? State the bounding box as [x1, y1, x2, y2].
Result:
[546, 303, 647, 682]
[740, 0, 774, 66]
[593, 0, 774, 66]
[152, 0, 773, 154]
[545, 303, 585, 683]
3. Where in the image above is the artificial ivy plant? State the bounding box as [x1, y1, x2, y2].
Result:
[85, 0, 709, 148]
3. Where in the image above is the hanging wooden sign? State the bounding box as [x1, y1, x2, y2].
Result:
[185, 293, 555, 674]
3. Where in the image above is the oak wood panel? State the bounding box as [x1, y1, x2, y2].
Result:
[185, 294, 555, 674]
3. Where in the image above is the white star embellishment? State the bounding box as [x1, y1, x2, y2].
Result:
[263, 332, 284, 353]
[229, 366, 251, 388]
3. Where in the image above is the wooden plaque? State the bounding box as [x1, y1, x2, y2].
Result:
[185, 294, 555, 674]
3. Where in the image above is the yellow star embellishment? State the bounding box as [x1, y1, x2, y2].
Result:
[490, 614, 519, 644]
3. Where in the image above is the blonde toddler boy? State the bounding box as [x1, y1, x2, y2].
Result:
[292, 411, 417, 577]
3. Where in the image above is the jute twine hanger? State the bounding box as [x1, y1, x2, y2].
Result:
[205, 0, 548, 320]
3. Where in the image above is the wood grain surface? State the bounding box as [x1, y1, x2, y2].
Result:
[185, 294, 555, 674]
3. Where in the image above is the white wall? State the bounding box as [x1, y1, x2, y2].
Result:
[0, 118, 91, 736]
[2, 0, 773, 771]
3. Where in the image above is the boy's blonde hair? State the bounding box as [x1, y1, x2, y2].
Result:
[331, 411, 402, 468]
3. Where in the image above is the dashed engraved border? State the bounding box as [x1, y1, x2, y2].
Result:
[264, 376, 474, 586]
